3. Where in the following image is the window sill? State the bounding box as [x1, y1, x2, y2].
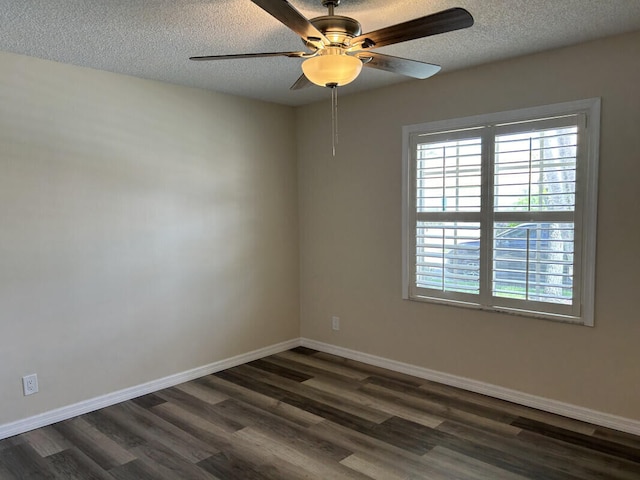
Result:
[405, 293, 591, 326]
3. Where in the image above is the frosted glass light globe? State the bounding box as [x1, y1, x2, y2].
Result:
[302, 49, 362, 87]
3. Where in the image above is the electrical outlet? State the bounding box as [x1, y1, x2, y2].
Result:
[331, 316, 340, 331]
[22, 374, 38, 396]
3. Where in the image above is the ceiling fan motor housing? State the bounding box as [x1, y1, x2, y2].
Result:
[305, 15, 362, 48]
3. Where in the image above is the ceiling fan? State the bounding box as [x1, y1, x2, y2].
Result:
[190, 0, 474, 90]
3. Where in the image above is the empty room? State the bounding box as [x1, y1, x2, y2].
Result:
[1, 0, 640, 478]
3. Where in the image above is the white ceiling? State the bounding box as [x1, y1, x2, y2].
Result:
[2, 0, 640, 106]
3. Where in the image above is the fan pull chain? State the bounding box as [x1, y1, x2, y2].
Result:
[328, 83, 338, 157]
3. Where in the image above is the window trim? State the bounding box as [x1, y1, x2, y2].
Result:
[402, 98, 600, 326]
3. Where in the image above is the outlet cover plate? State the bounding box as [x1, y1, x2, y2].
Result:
[22, 374, 38, 396]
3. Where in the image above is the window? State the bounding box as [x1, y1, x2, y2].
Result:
[402, 99, 600, 325]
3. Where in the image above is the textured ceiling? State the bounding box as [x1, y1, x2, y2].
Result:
[1, 0, 640, 106]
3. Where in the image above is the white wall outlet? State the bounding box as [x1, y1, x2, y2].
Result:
[22, 374, 38, 396]
[331, 315, 340, 331]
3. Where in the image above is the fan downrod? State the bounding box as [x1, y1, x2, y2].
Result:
[322, 0, 340, 17]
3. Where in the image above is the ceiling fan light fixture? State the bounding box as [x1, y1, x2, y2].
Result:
[301, 48, 362, 87]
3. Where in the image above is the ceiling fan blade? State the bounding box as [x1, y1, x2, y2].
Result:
[251, 0, 328, 48]
[290, 73, 314, 90]
[190, 51, 306, 61]
[356, 52, 441, 79]
[351, 7, 473, 50]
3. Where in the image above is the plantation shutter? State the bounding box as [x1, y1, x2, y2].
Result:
[404, 99, 598, 324]
[491, 115, 582, 317]
[412, 130, 483, 301]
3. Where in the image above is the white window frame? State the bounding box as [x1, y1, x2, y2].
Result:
[402, 98, 600, 326]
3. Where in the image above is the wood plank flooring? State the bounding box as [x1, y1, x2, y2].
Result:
[1, 347, 640, 479]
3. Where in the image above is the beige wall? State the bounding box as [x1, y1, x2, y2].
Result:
[0, 51, 300, 425]
[297, 30, 640, 421]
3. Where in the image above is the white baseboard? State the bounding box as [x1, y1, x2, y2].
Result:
[3, 336, 639, 440]
[300, 338, 640, 436]
[0, 338, 301, 441]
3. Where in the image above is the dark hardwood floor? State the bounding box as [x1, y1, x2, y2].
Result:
[1, 347, 640, 479]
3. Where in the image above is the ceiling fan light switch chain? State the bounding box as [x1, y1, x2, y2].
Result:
[331, 84, 339, 157]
